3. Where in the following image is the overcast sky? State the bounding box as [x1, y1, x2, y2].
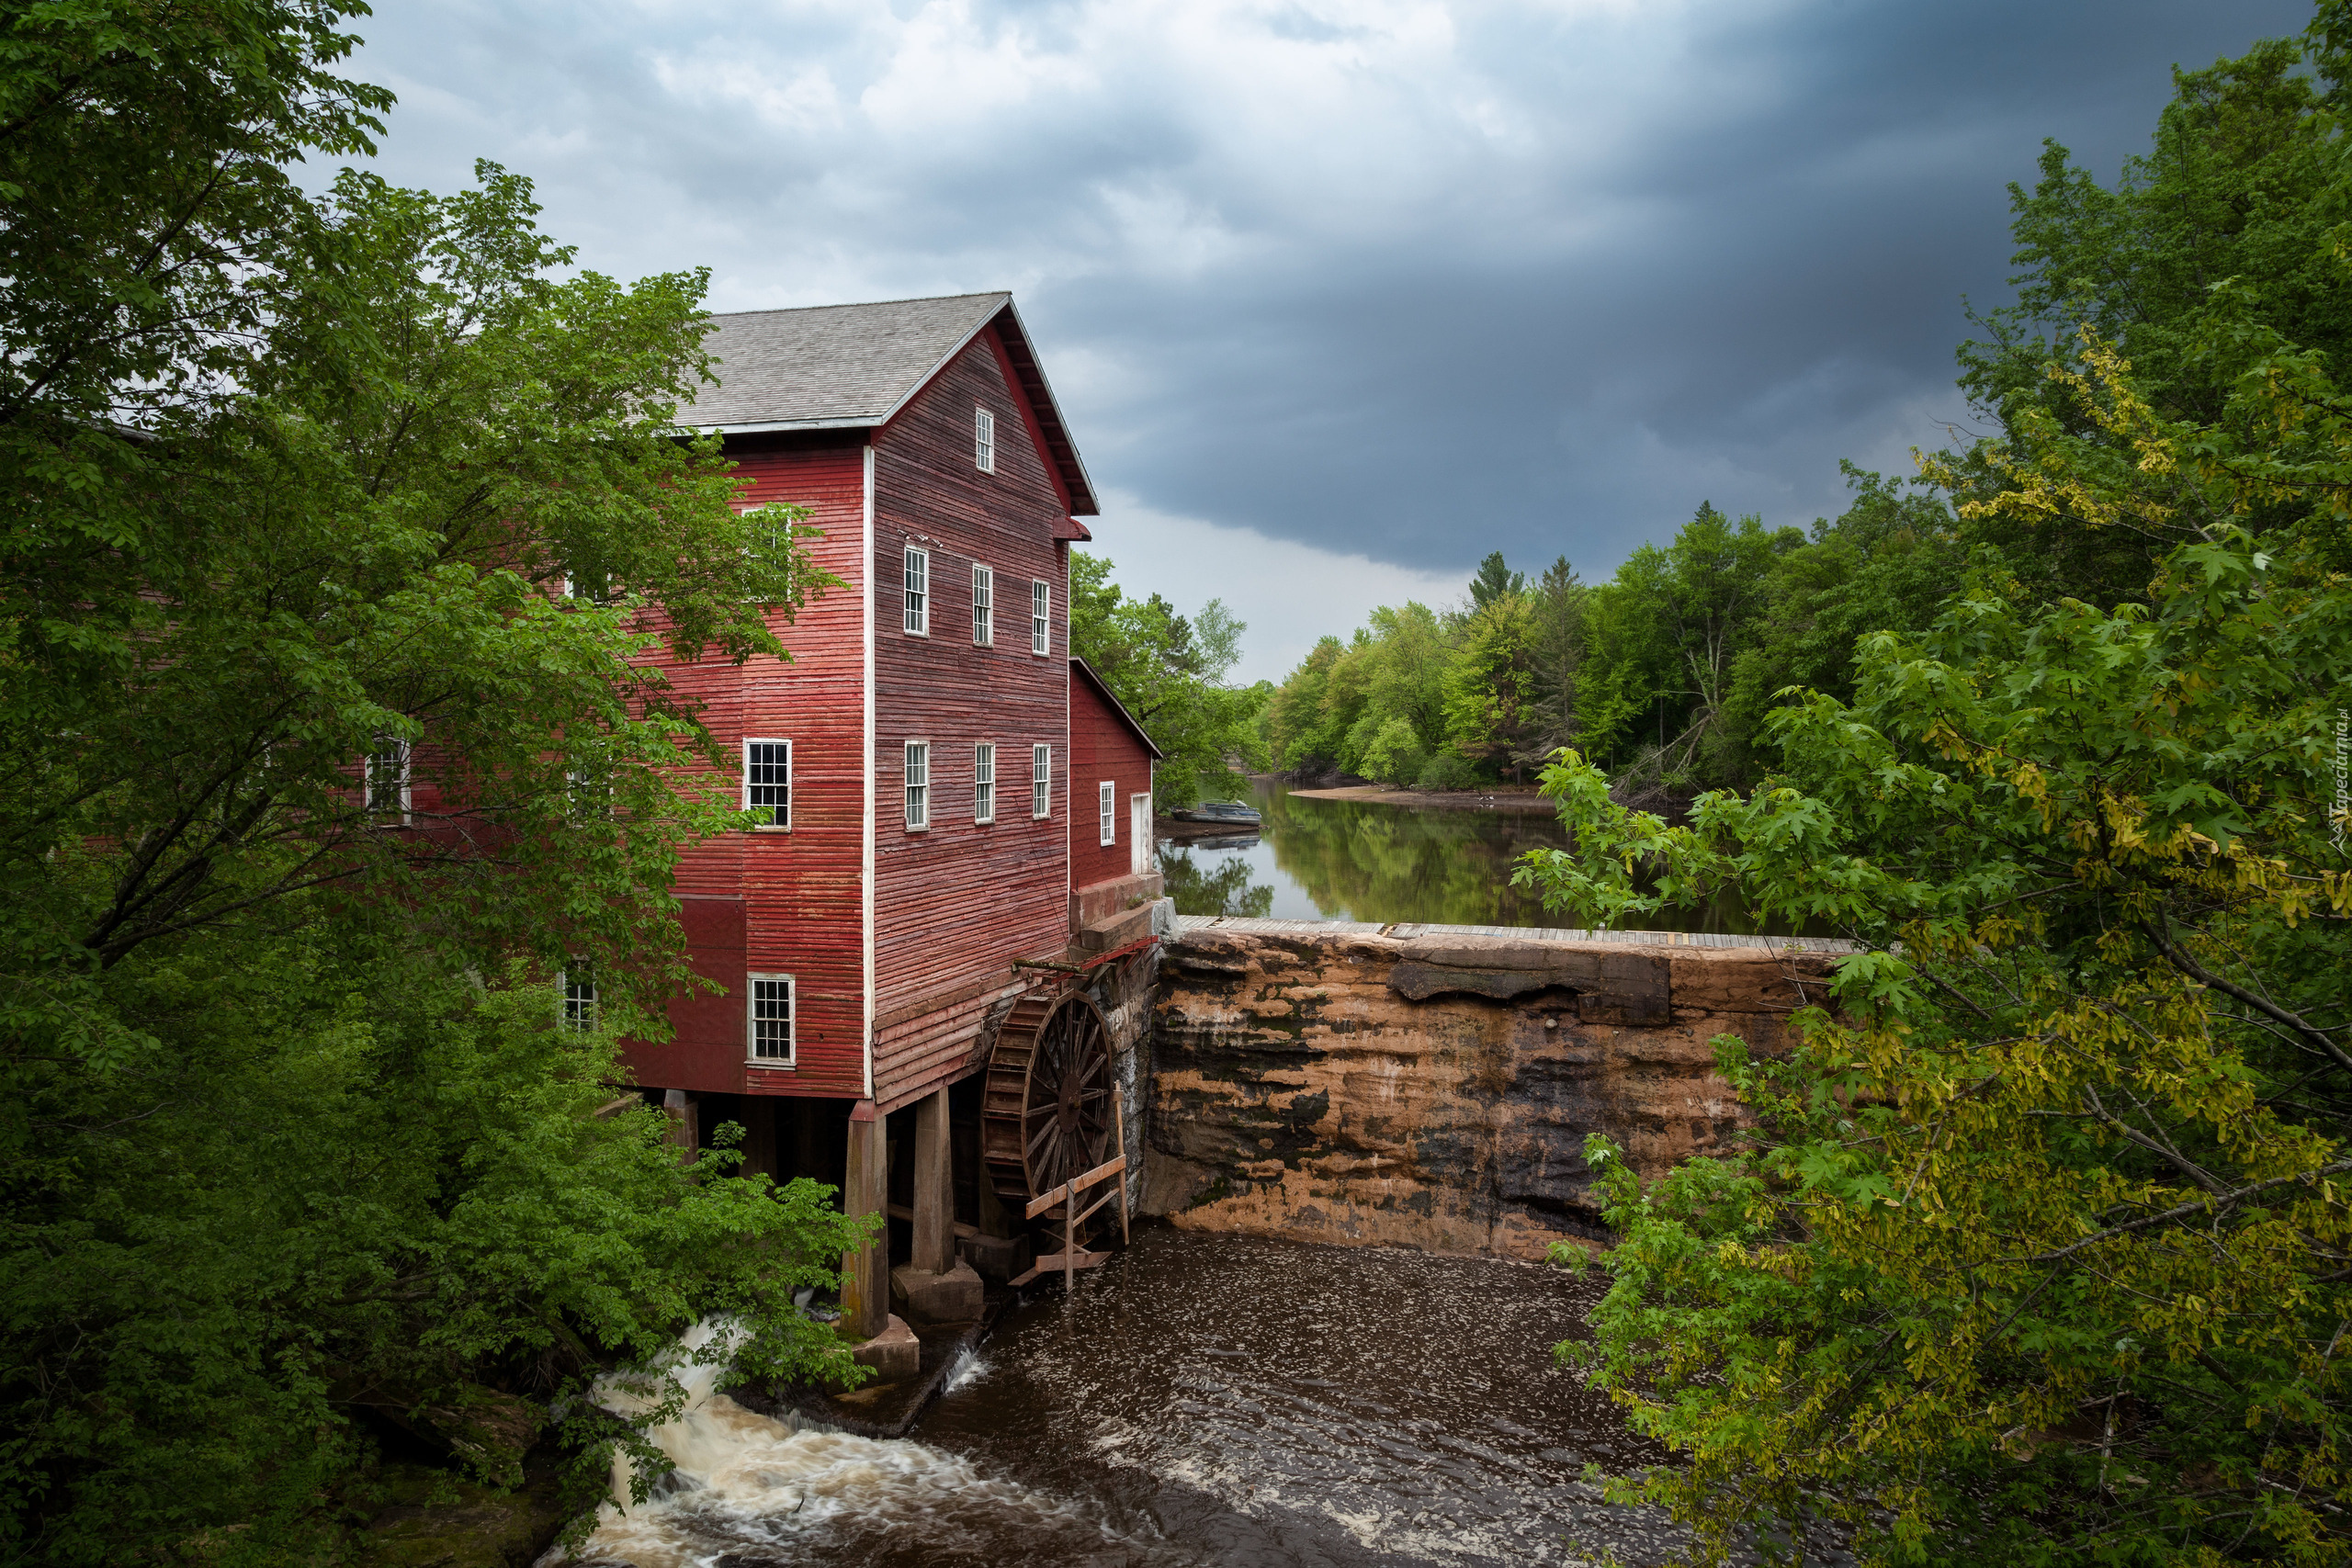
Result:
[334, 0, 2312, 682]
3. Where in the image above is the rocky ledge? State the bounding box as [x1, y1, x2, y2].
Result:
[1140, 921, 1844, 1259]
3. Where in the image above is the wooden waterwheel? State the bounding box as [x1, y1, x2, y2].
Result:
[981, 987, 1117, 1211]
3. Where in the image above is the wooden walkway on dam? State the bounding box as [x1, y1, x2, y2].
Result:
[1168, 914, 1857, 955]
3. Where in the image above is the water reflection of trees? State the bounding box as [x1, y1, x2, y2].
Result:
[1158, 844, 1274, 918]
[1258, 788, 1569, 926]
[1255, 784, 1776, 933]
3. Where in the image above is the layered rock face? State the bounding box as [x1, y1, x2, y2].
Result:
[1141, 925, 1840, 1259]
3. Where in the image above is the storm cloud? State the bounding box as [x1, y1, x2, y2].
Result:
[334, 0, 2314, 679]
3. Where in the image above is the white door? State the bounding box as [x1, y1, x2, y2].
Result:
[1130, 793, 1152, 875]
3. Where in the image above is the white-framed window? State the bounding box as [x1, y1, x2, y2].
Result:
[1031, 579, 1050, 656]
[975, 407, 996, 472]
[904, 739, 930, 830]
[903, 545, 929, 636]
[368, 737, 411, 824]
[974, 742, 996, 824]
[563, 567, 610, 605]
[743, 738, 791, 829]
[747, 973, 795, 1064]
[1032, 744, 1051, 818]
[560, 962, 596, 1032]
[1099, 781, 1115, 847]
[566, 768, 610, 822]
[741, 501, 805, 574]
[972, 563, 993, 646]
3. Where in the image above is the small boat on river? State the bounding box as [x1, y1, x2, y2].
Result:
[1168, 800, 1262, 826]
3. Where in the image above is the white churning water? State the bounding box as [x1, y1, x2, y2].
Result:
[545, 1320, 1148, 1568]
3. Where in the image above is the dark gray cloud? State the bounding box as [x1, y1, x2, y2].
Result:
[331, 0, 2316, 675]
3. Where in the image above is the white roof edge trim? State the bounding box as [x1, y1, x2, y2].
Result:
[996, 298, 1100, 515]
[690, 416, 880, 434]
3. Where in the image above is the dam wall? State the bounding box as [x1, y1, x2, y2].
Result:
[1138, 916, 1849, 1259]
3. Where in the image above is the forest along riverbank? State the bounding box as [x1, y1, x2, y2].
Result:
[555, 1226, 1682, 1567]
[1157, 779, 1777, 934]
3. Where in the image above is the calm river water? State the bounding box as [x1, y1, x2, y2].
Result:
[1158, 780, 1774, 934]
[565, 1227, 1688, 1567]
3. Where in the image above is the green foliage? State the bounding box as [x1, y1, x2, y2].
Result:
[1069, 550, 1267, 808]
[0, 10, 861, 1562]
[1265, 601, 1469, 781]
[1444, 593, 1542, 778]
[1517, 320, 2352, 1565]
[1956, 10, 2352, 604]
[1468, 549, 1527, 609]
[1412, 751, 1480, 792]
[1357, 716, 1427, 786]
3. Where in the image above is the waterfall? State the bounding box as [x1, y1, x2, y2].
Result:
[544, 1320, 1136, 1567]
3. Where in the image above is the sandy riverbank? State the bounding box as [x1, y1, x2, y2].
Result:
[1281, 784, 1557, 813]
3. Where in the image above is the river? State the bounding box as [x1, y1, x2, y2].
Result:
[1158, 779, 1777, 934]
[562, 1227, 1688, 1567]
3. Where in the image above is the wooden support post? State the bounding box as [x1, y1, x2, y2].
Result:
[662, 1088, 698, 1156]
[1064, 1201, 1075, 1293]
[1114, 1089, 1132, 1247]
[840, 1100, 887, 1341]
[911, 1087, 954, 1274]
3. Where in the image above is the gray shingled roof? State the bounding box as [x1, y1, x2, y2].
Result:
[681, 290, 1099, 516]
[681, 292, 1009, 431]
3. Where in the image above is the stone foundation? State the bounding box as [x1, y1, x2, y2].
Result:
[1141, 919, 1844, 1260]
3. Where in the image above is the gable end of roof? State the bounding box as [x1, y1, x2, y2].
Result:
[684, 291, 1098, 517]
[1071, 657, 1165, 761]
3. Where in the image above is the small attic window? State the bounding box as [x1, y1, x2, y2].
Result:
[975, 408, 996, 473]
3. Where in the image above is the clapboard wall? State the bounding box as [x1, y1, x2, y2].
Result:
[869, 326, 1073, 1109]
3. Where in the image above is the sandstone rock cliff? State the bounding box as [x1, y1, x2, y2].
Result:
[1142, 926, 1839, 1259]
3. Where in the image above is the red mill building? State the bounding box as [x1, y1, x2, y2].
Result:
[626, 293, 1164, 1374]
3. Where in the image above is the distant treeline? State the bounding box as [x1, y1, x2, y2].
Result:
[1262, 466, 1964, 796]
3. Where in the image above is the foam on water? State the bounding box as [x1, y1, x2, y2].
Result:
[558, 1394, 1139, 1568]
[548, 1321, 1152, 1567]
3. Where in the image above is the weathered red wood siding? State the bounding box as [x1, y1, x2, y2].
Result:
[1069, 671, 1155, 892]
[622, 434, 870, 1100]
[869, 325, 1072, 1109]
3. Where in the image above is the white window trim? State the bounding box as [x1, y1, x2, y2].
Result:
[743, 737, 792, 831]
[975, 407, 997, 473]
[566, 767, 612, 823]
[974, 742, 996, 825]
[559, 964, 596, 1032]
[904, 739, 931, 832]
[903, 545, 930, 637]
[746, 972, 796, 1066]
[1032, 744, 1052, 819]
[972, 562, 993, 647]
[1099, 780, 1115, 847]
[1031, 579, 1050, 657]
[368, 738, 412, 825]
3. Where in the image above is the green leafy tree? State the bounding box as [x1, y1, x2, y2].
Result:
[1708, 466, 1963, 786]
[1518, 328, 2352, 1565]
[0, 9, 861, 1562]
[1957, 10, 2352, 603]
[1444, 593, 1543, 779]
[1069, 550, 1267, 807]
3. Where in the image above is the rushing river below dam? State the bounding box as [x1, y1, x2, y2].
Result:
[563, 1227, 1694, 1567]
